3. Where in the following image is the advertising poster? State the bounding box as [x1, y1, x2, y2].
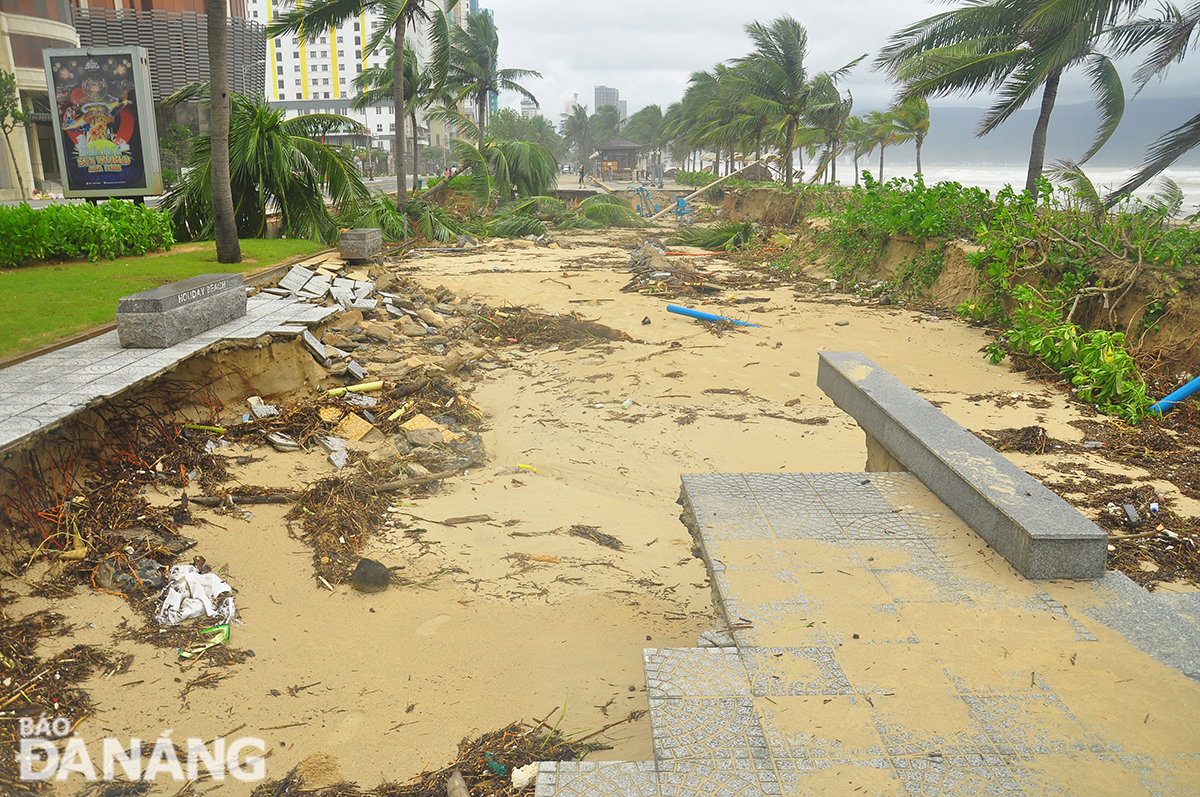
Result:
[43, 47, 163, 197]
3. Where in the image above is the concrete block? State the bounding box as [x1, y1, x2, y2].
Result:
[816, 350, 1108, 580]
[339, 228, 383, 262]
[116, 274, 246, 349]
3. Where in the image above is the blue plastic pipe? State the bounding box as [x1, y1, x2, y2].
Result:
[667, 304, 761, 328]
[1148, 373, 1200, 415]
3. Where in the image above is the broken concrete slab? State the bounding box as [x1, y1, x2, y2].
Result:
[279, 265, 315, 293]
[302, 330, 327, 363]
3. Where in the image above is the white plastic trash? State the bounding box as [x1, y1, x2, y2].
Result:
[511, 762, 539, 790]
[155, 564, 236, 626]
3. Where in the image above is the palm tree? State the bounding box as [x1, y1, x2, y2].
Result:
[891, 96, 930, 174]
[164, 88, 370, 243]
[206, 0, 240, 262]
[592, 104, 622, 143]
[353, 14, 454, 193]
[1105, 1, 1200, 200]
[866, 109, 906, 181]
[449, 11, 540, 148]
[733, 15, 861, 188]
[267, 0, 456, 213]
[560, 104, 594, 165]
[844, 115, 876, 186]
[804, 74, 855, 183]
[877, 0, 1134, 199]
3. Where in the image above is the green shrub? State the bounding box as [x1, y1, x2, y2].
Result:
[0, 201, 173, 268]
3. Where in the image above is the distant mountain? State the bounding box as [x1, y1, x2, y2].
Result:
[876, 97, 1200, 168]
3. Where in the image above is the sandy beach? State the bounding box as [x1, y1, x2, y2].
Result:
[6, 229, 1195, 796]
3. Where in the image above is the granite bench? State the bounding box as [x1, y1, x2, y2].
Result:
[816, 350, 1107, 579]
[116, 273, 246, 348]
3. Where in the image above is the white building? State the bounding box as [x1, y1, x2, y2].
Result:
[520, 98, 538, 119]
[246, 0, 462, 157]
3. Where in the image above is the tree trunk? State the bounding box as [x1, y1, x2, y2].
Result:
[830, 145, 837, 184]
[2, 130, 26, 200]
[915, 136, 923, 175]
[783, 119, 796, 188]
[714, 146, 720, 177]
[411, 109, 419, 192]
[207, 0, 240, 263]
[477, 90, 486, 149]
[879, 145, 885, 181]
[393, 16, 408, 212]
[853, 155, 860, 186]
[1025, 67, 1062, 200]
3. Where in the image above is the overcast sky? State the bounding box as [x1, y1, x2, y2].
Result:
[487, 0, 1199, 121]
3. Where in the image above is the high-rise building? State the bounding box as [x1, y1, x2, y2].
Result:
[0, 0, 78, 198]
[520, 98, 539, 119]
[594, 85, 618, 112]
[618, 100, 627, 121]
[245, 0, 460, 157]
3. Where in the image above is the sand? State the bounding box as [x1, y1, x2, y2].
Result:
[8, 231, 1195, 795]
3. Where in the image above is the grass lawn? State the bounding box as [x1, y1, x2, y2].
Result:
[0, 239, 325, 359]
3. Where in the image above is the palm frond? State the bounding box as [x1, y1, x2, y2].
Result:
[1047, 158, 1104, 216]
[1105, 109, 1200, 202]
[668, 220, 761, 251]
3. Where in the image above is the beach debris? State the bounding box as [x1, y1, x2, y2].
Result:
[179, 623, 231, 659]
[569, 524, 625, 551]
[266, 431, 303, 451]
[835, 320, 849, 327]
[351, 558, 391, 593]
[667, 303, 760, 328]
[250, 718, 614, 797]
[93, 556, 165, 594]
[154, 564, 236, 626]
[511, 762, 539, 790]
[247, 396, 279, 418]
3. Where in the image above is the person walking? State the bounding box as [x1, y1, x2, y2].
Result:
[578, 163, 586, 187]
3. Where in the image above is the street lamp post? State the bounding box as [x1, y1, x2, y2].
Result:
[240, 59, 267, 95]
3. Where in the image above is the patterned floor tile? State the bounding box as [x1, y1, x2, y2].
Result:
[645, 649, 751, 699]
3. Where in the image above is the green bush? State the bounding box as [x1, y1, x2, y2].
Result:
[0, 201, 174, 268]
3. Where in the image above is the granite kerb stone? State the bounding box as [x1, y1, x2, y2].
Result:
[116, 273, 247, 349]
[816, 350, 1107, 580]
[117, 273, 244, 314]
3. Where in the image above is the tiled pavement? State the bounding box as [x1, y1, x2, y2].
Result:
[0, 295, 337, 452]
[536, 472, 1200, 796]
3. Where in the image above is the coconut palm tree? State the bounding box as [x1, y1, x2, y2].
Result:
[877, 0, 1135, 199]
[449, 11, 540, 148]
[732, 15, 862, 188]
[560, 104, 595, 165]
[164, 87, 370, 243]
[866, 109, 906, 181]
[1105, 0, 1200, 200]
[352, 10, 454, 193]
[891, 96, 930, 174]
[267, 0, 456, 213]
[844, 115, 876, 186]
[804, 74, 855, 183]
[592, 104, 623, 143]
[206, 0, 240, 262]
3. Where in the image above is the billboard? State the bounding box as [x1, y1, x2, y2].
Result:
[43, 47, 163, 198]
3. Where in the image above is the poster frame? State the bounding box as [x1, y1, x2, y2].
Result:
[42, 46, 164, 198]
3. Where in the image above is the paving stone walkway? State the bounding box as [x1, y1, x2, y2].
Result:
[536, 472, 1200, 796]
[0, 294, 336, 452]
